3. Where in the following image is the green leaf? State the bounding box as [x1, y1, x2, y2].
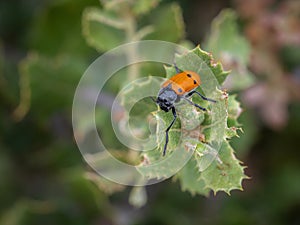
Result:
[204, 9, 255, 90]
[199, 89, 227, 144]
[199, 141, 247, 194]
[144, 3, 185, 42]
[164, 64, 177, 79]
[227, 94, 243, 127]
[137, 146, 193, 180]
[136, 46, 247, 195]
[228, 95, 242, 120]
[175, 47, 229, 85]
[225, 126, 241, 139]
[28, 0, 97, 56]
[119, 76, 162, 144]
[15, 53, 86, 120]
[132, 0, 161, 16]
[82, 7, 126, 51]
[177, 158, 210, 196]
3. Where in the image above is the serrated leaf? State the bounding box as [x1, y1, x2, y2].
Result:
[137, 146, 193, 180]
[136, 46, 246, 196]
[158, 47, 225, 142]
[105, 45, 246, 195]
[175, 47, 229, 85]
[200, 89, 227, 144]
[82, 7, 126, 51]
[204, 9, 255, 90]
[225, 127, 242, 139]
[144, 3, 185, 42]
[177, 158, 210, 196]
[199, 141, 247, 194]
[138, 46, 226, 177]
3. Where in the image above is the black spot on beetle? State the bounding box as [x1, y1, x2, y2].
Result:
[187, 74, 192, 77]
[193, 80, 197, 84]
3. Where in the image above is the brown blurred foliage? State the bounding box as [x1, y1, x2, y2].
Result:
[235, 0, 300, 129]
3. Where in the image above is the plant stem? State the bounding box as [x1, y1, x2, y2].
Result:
[124, 7, 140, 82]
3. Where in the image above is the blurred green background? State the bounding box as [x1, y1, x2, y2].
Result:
[1, 0, 300, 224]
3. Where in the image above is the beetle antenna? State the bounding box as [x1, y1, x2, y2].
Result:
[173, 62, 180, 73]
[150, 96, 157, 103]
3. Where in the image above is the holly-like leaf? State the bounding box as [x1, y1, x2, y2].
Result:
[137, 146, 193, 180]
[136, 46, 247, 195]
[175, 47, 229, 85]
[198, 141, 248, 194]
[177, 158, 210, 196]
[204, 9, 255, 90]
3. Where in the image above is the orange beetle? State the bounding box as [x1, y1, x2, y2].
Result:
[153, 65, 216, 156]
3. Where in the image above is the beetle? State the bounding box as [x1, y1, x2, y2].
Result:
[153, 65, 216, 156]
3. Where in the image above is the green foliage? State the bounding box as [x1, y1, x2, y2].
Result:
[132, 0, 161, 15]
[134, 46, 247, 195]
[27, 0, 98, 56]
[204, 9, 255, 90]
[197, 142, 247, 194]
[7, 0, 249, 210]
[82, 0, 184, 52]
[177, 158, 210, 196]
[15, 0, 98, 121]
[79, 0, 247, 199]
[14, 53, 88, 121]
[143, 3, 185, 42]
[82, 7, 127, 51]
[1, 0, 300, 224]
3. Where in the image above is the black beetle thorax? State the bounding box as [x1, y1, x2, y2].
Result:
[157, 87, 179, 112]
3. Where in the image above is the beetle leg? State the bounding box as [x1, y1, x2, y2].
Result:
[183, 97, 207, 111]
[186, 90, 217, 103]
[163, 107, 177, 156]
